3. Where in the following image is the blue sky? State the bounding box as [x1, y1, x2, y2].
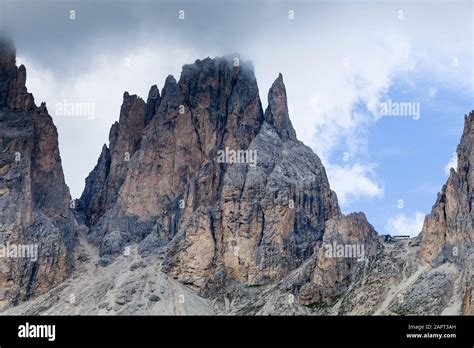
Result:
[339, 76, 472, 236]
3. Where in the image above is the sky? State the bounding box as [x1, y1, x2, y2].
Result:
[1, 0, 473, 237]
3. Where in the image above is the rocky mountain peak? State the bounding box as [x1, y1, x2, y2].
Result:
[145, 85, 160, 125]
[420, 111, 473, 265]
[0, 37, 76, 308]
[147, 84, 159, 100]
[77, 54, 343, 295]
[0, 38, 34, 111]
[264, 73, 297, 142]
[161, 75, 180, 100]
[1, 41, 472, 316]
[457, 111, 473, 182]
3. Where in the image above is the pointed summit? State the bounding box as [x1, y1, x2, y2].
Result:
[264, 73, 297, 141]
[420, 111, 473, 265]
[457, 111, 473, 180]
[0, 37, 75, 307]
[162, 74, 180, 97]
[0, 36, 35, 111]
[145, 85, 160, 125]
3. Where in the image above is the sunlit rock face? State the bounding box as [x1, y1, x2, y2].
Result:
[419, 112, 473, 315]
[420, 112, 473, 266]
[0, 38, 76, 308]
[2, 36, 471, 315]
[80, 56, 341, 294]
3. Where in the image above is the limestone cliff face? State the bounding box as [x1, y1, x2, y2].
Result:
[1, 42, 471, 315]
[80, 92, 147, 226]
[420, 112, 473, 315]
[420, 113, 473, 266]
[76, 71, 469, 313]
[296, 213, 380, 306]
[0, 38, 76, 308]
[0, 40, 34, 112]
[80, 56, 341, 293]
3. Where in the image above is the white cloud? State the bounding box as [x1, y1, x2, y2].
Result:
[249, 28, 413, 209]
[249, 2, 471, 209]
[17, 1, 472, 205]
[444, 152, 457, 176]
[253, 29, 415, 161]
[326, 163, 384, 206]
[386, 212, 425, 237]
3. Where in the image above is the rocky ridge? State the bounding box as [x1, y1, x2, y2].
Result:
[79, 55, 348, 297]
[0, 38, 76, 309]
[420, 112, 473, 314]
[0, 37, 472, 315]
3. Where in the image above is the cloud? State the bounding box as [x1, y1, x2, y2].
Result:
[248, 25, 414, 209]
[250, 3, 472, 210]
[251, 28, 415, 161]
[386, 212, 425, 237]
[444, 152, 457, 176]
[8, 1, 471, 205]
[326, 163, 384, 206]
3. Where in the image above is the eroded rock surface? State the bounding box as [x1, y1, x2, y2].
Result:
[1, 40, 472, 315]
[0, 38, 76, 309]
[80, 56, 340, 296]
[420, 112, 473, 314]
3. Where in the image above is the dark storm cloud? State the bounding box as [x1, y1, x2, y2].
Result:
[1, 0, 307, 73]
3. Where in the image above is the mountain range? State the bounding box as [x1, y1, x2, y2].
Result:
[0, 38, 472, 315]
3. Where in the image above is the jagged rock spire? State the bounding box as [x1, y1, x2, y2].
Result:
[264, 73, 297, 141]
[420, 111, 473, 265]
[0, 37, 35, 111]
[145, 84, 160, 125]
[0, 36, 75, 307]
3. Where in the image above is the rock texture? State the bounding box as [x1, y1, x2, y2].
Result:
[419, 112, 473, 315]
[80, 56, 341, 296]
[296, 213, 380, 306]
[75, 54, 472, 314]
[1, 237, 216, 315]
[0, 38, 76, 309]
[420, 113, 473, 265]
[1, 39, 471, 316]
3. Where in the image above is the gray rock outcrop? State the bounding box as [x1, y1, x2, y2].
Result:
[0, 38, 76, 309]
